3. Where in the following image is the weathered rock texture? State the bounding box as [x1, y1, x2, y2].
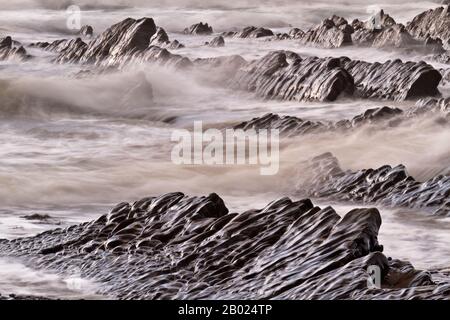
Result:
[341, 58, 442, 101]
[207, 35, 225, 47]
[78, 25, 94, 37]
[0, 193, 449, 300]
[300, 153, 450, 216]
[300, 15, 353, 48]
[407, 6, 450, 49]
[231, 51, 355, 102]
[184, 22, 213, 35]
[0, 36, 30, 61]
[223, 26, 274, 38]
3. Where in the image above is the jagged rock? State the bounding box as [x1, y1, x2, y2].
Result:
[288, 28, 305, 39]
[234, 106, 405, 137]
[371, 24, 419, 48]
[364, 10, 397, 30]
[300, 153, 450, 216]
[231, 51, 354, 102]
[413, 97, 450, 114]
[301, 15, 353, 48]
[0, 36, 30, 61]
[167, 40, 184, 50]
[341, 58, 442, 101]
[207, 35, 225, 47]
[226, 26, 274, 38]
[407, 6, 450, 49]
[78, 25, 94, 37]
[150, 27, 170, 46]
[183, 22, 213, 35]
[0, 192, 448, 299]
[80, 17, 157, 65]
[150, 27, 185, 50]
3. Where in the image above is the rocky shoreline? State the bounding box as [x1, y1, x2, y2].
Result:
[0, 193, 449, 300]
[1, 4, 450, 300]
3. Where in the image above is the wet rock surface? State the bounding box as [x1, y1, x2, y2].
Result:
[207, 35, 225, 47]
[341, 58, 442, 101]
[0, 36, 30, 61]
[224, 26, 274, 38]
[300, 153, 450, 216]
[0, 193, 449, 299]
[184, 22, 213, 35]
[407, 6, 450, 48]
[231, 51, 355, 102]
[300, 15, 353, 48]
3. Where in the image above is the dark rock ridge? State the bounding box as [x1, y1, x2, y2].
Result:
[341, 58, 442, 101]
[0, 36, 30, 61]
[223, 26, 274, 38]
[230, 51, 355, 102]
[230, 51, 441, 102]
[300, 153, 450, 216]
[234, 99, 449, 138]
[407, 6, 450, 49]
[184, 22, 213, 35]
[26, 18, 442, 102]
[1, 193, 449, 299]
[150, 27, 185, 49]
[78, 25, 94, 37]
[234, 106, 405, 137]
[80, 17, 157, 65]
[207, 35, 225, 47]
[300, 15, 353, 48]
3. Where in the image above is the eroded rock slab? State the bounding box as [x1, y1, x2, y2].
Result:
[231, 51, 354, 102]
[0, 193, 448, 299]
[300, 153, 450, 216]
[341, 58, 442, 101]
[0, 36, 30, 61]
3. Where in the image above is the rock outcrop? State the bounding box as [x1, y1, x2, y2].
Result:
[300, 15, 353, 48]
[231, 51, 355, 102]
[0, 36, 30, 61]
[341, 58, 442, 101]
[0, 192, 448, 299]
[207, 35, 225, 47]
[80, 17, 157, 65]
[150, 27, 185, 49]
[407, 6, 450, 49]
[183, 22, 213, 35]
[78, 25, 94, 37]
[300, 153, 450, 216]
[234, 106, 405, 137]
[224, 26, 274, 38]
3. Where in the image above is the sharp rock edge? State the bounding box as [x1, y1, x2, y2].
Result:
[0, 193, 449, 299]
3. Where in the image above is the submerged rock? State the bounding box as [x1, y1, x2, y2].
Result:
[231, 51, 354, 102]
[300, 153, 450, 216]
[184, 22, 213, 35]
[0, 192, 448, 299]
